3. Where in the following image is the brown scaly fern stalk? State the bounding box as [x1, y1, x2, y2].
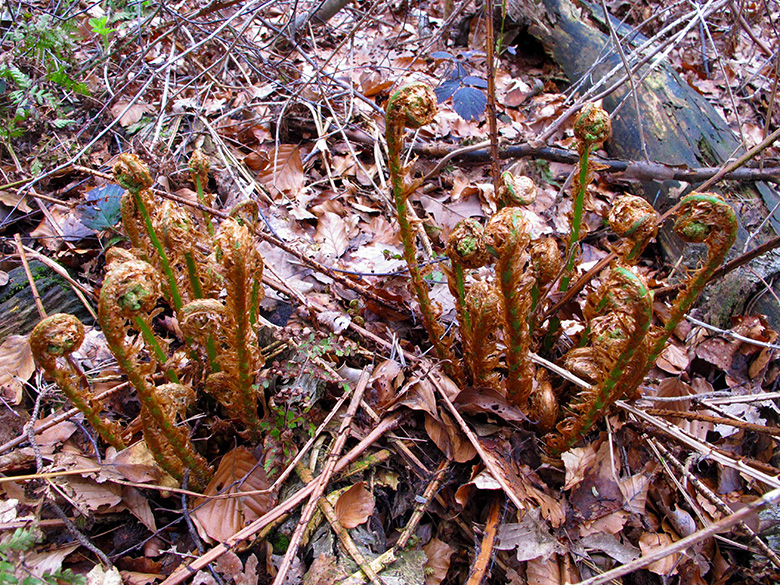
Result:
[99, 253, 212, 487]
[547, 267, 652, 455]
[386, 84, 458, 378]
[446, 219, 491, 384]
[644, 192, 738, 369]
[30, 314, 126, 450]
[207, 204, 265, 435]
[114, 154, 184, 311]
[483, 207, 536, 409]
[464, 282, 504, 391]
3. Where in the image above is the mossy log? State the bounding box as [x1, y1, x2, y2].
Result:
[507, 0, 780, 326]
[0, 262, 93, 344]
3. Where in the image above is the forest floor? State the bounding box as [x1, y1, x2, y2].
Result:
[1, 0, 780, 584]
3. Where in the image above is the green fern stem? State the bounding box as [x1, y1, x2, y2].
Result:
[193, 175, 215, 237]
[30, 314, 126, 451]
[559, 143, 591, 293]
[131, 191, 183, 311]
[645, 193, 738, 368]
[386, 84, 457, 377]
[547, 267, 652, 455]
[99, 260, 211, 487]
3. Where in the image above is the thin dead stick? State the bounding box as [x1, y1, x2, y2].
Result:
[618, 400, 780, 489]
[645, 408, 780, 436]
[14, 234, 46, 319]
[465, 495, 502, 585]
[0, 383, 128, 456]
[159, 413, 402, 585]
[296, 463, 385, 585]
[18, 243, 97, 320]
[272, 368, 371, 585]
[650, 438, 780, 569]
[395, 460, 449, 549]
[428, 371, 525, 511]
[340, 460, 450, 585]
[573, 486, 780, 585]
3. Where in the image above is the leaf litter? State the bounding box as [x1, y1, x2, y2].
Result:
[0, 0, 779, 583]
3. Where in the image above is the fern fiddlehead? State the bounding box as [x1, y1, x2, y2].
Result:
[446, 219, 490, 383]
[30, 314, 126, 450]
[386, 84, 457, 376]
[484, 207, 536, 409]
[211, 207, 265, 434]
[644, 192, 738, 368]
[608, 195, 658, 264]
[114, 154, 184, 311]
[547, 266, 652, 454]
[99, 254, 212, 487]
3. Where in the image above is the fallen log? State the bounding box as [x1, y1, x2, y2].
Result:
[507, 0, 780, 326]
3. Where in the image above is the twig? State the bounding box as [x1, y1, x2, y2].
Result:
[645, 408, 780, 436]
[572, 485, 780, 585]
[650, 438, 780, 569]
[272, 368, 371, 585]
[465, 496, 502, 585]
[685, 315, 780, 350]
[428, 370, 525, 511]
[160, 413, 402, 585]
[618, 400, 780, 489]
[14, 234, 46, 319]
[296, 463, 385, 585]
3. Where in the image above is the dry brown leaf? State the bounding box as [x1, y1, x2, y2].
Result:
[526, 556, 561, 585]
[618, 472, 651, 515]
[257, 144, 304, 196]
[656, 342, 689, 374]
[30, 203, 92, 249]
[87, 565, 123, 585]
[454, 387, 529, 423]
[561, 444, 597, 491]
[314, 211, 349, 258]
[58, 475, 123, 513]
[496, 508, 565, 562]
[26, 543, 79, 578]
[0, 334, 35, 404]
[303, 554, 347, 585]
[110, 102, 149, 127]
[390, 377, 437, 417]
[192, 447, 275, 543]
[639, 532, 679, 575]
[578, 510, 628, 537]
[334, 482, 375, 529]
[0, 190, 32, 213]
[422, 537, 454, 585]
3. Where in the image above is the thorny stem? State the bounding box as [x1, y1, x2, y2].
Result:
[386, 84, 458, 378]
[30, 314, 126, 451]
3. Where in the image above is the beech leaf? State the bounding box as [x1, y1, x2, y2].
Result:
[314, 211, 349, 258]
[0, 334, 35, 404]
[334, 482, 374, 529]
[192, 447, 275, 543]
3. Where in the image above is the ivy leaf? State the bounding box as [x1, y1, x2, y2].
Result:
[452, 86, 486, 121]
[78, 184, 124, 231]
